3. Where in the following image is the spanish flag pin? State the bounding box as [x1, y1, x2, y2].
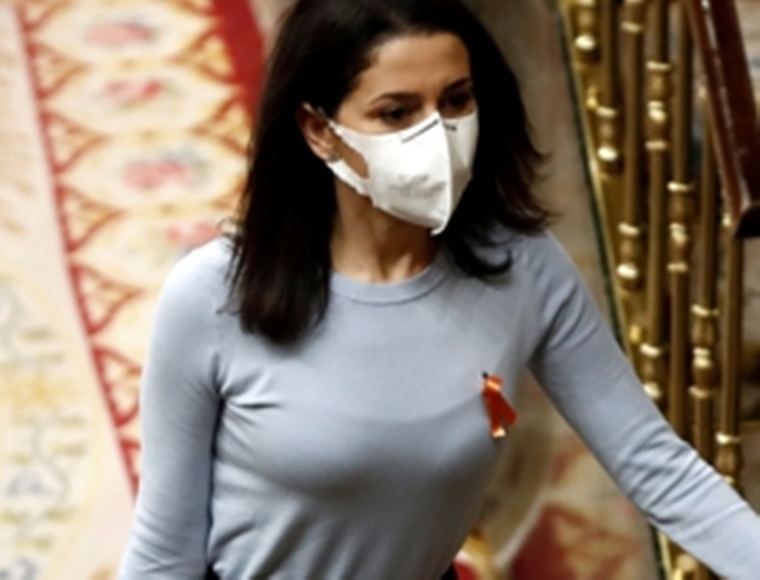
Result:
[481, 372, 518, 439]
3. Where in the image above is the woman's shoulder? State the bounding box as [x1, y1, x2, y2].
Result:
[473, 225, 587, 311]
[169, 234, 232, 278]
[156, 235, 234, 314]
[487, 225, 577, 276]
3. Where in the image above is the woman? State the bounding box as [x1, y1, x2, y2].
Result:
[118, 0, 760, 578]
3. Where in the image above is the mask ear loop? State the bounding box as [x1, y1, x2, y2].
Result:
[313, 106, 330, 124]
[312, 105, 343, 162]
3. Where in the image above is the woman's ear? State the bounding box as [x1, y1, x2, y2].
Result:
[297, 103, 338, 162]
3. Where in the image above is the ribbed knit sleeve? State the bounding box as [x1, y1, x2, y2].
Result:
[118, 246, 224, 579]
[524, 230, 760, 579]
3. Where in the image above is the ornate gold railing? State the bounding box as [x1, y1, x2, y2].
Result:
[558, 0, 760, 577]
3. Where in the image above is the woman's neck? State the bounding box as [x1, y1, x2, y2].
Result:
[329, 190, 440, 284]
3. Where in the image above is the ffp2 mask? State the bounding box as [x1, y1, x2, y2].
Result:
[323, 109, 479, 235]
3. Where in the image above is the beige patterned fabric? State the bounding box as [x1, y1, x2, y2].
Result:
[0, 1, 261, 577]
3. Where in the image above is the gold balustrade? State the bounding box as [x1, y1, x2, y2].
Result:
[558, 0, 760, 577]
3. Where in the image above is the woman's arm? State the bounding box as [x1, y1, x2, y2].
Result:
[524, 231, 760, 579]
[118, 247, 223, 579]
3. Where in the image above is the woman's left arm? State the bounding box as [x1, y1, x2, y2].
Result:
[525, 231, 760, 579]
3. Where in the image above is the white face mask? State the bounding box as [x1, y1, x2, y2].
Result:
[323, 109, 479, 236]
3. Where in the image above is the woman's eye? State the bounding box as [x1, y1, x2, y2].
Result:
[444, 92, 474, 113]
[379, 108, 409, 124]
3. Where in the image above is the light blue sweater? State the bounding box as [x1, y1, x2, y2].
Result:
[118, 228, 760, 579]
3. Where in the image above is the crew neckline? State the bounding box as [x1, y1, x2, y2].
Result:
[329, 246, 451, 304]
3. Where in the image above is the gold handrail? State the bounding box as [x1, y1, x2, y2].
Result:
[684, 0, 760, 236]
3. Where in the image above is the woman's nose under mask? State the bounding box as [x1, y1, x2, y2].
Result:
[322, 109, 479, 236]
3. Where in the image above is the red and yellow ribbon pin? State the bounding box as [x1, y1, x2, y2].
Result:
[481, 373, 518, 439]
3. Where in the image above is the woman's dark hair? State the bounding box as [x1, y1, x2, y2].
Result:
[226, 0, 552, 345]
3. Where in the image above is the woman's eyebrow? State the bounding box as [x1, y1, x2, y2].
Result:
[369, 92, 420, 106]
[368, 77, 472, 106]
[442, 77, 473, 94]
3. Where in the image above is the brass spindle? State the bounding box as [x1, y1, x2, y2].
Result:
[690, 111, 720, 467]
[674, 552, 699, 580]
[650, 0, 667, 58]
[690, 97, 720, 580]
[640, 0, 671, 408]
[667, 0, 696, 438]
[573, 0, 601, 65]
[571, 0, 602, 113]
[596, 0, 622, 173]
[618, 0, 646, 295]
[715, 227, 745, 491]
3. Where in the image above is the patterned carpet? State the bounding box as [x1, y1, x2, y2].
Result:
[0, 0, 262, 577]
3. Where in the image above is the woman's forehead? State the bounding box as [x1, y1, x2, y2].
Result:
[351, 32, 472, 101]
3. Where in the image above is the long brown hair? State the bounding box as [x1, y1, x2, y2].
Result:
[227, 0, 552, 345]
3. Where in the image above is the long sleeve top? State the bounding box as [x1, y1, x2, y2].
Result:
[117, 227, 760, 579]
